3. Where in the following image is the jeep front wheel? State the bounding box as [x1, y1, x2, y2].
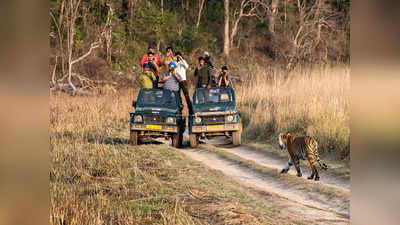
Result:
[232, 131, 241, 146]
[172, 133, 182, 148]
[189, 134, 199, 148]
[130, 131, 138, 145]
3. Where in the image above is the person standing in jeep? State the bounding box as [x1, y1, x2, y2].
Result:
[194, 57, 212, 104]
[175, 51, 194, 115]
[194, 57, 212, 88]
[203, 51, 216, 86]
[162, 61, 182, 92]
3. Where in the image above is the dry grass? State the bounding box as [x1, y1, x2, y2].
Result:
[50, 91, 305, 225]
[236, 65, 350, 159]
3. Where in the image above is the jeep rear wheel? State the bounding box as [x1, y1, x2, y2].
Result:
[189, 134, 198, 148]
[130, 131, 138, 145]
[172, 133, 182, 148]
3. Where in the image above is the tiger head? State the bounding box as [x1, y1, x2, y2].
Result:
[278, 133, 290, 150]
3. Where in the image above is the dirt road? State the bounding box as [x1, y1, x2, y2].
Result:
[178, 137, 350, 225]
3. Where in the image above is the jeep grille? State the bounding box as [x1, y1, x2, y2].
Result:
[201, 115, 225, 125]
[143, 114, 166, 124]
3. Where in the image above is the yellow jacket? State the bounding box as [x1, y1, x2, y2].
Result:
[137, 71, 156, 89]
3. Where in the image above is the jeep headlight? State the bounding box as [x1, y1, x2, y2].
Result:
[134, 115, 143, 123]
[166, 117, 175, 124]
[194, 117, 202, 124]
[226, 115, 234, 123]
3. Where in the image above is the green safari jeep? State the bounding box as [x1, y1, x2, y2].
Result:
[189, 87, 242, 147]
[130, 89, 185, 148]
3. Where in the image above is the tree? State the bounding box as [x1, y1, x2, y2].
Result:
[196, 0, 206, 28]
[268, 0, 279, 34]
[223, 0, 230, 57]
[224, 0, 265, 56]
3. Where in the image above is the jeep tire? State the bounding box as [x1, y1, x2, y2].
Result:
[172, 133, 182, 148]
[189, 134, 199, 148]
[232, 123, 242, 146]
[130, 131, 139, 145]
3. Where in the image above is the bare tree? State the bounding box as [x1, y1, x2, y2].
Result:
[268, 0, 279, 34]
[105, 3, 114, 64]
[62, 0, 110, 95]
[196, 0, 206, 28]
[223, 0, 230, 57]
[161, 0, 164, 16]
[224, 0, 266, 56]
[230, 0, 259, 48]
[50, 0, 66, 76]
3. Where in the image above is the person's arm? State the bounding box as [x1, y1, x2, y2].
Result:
[151, 61, 159, 74]
[218, 75, 222, 87]
[194, 68, 199, 77]
[140, 54, 147, 67]
[223, 74, 229, 87]
[173, 71, 182, 82]
[155, 54, 161, 66]
[151, 72, 156, 81]
[182, 59, 189, 69]
[207, 68, 212, 88]
[162, 72, 171, 81]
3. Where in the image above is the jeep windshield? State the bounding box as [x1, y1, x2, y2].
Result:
[137, 89, 178, 107]
[193, 88, 234, 105]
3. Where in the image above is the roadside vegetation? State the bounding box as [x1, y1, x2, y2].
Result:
[236, 65, 350, 160]
[50, 92, 308, 224]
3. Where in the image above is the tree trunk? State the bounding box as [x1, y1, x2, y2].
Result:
[161, 0, 164, 16]
[196, 0, 205, 28]
[268, 0, 279, 34]
[223, 0, 230, 57]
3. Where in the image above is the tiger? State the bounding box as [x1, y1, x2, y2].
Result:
[278, 133, 328, 181]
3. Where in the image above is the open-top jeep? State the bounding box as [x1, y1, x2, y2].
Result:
[130, 89, 185, 148]
[189, 87, 242, 147]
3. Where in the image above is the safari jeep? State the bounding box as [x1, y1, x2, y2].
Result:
[189, 87, 242, 147]
[130, 89, 185, 148]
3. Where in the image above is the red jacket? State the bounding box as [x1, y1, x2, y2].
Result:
[140, 53, 161, 68]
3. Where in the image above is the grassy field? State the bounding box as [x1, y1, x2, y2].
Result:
[236, 65, 350, 159]
[50, 92, 307, 225]
[50, 65, 350, 223]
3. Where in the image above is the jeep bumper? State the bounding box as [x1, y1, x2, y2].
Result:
[191, 123, 240, 133]
[130, 124, 178, 133]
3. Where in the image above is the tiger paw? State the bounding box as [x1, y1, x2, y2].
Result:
[314, 176, 320, 181]
[307, 175, 314, 180]
[297, 172, 302, 177]
[280, 169, 288, 174]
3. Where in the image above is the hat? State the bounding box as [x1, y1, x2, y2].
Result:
[198, 56, 204, 62]
[204, 51, 209, 56]
[168, 61, 177, 68]
[221, 66, 228, 70]
[148, 44, 156, 50]
[166, 46, 174, 51]
[175, 51, 182, 57]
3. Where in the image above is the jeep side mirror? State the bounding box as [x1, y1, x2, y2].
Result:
[132, 101, 137, 108]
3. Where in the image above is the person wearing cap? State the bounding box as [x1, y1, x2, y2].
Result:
[161, 46, 175, 74]
[217, 66, 232, 88]
[140, 44, 161, 69]
[203, 51, 216, 86]
[162, 61, 182, 92]
[136, 62, 156, 89]
[175, 51, 193, 115]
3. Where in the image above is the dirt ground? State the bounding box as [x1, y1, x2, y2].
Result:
[174, 136, 350, 225]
